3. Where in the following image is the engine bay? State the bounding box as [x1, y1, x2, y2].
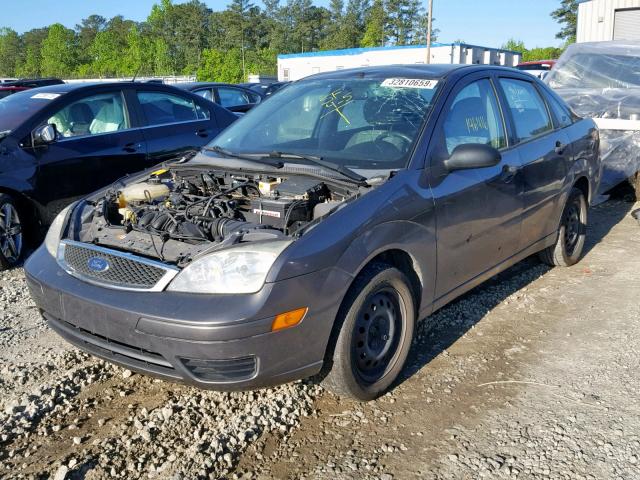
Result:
[75, 167, 357, 266]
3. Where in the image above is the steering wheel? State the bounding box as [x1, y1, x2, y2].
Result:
[374, 131, 414, 153]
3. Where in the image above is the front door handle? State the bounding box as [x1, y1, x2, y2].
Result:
[500, 164, 518, 183]
[196, 129, 210, 138]
[123, 143, 142, 153]
[555, 140, 567, 155]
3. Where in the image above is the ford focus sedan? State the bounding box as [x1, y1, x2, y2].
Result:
[25, 65, 600, 400]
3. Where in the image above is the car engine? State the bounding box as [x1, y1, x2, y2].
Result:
[75, 166, 355, 265]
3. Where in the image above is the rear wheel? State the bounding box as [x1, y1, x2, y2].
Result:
[322, 263, 416, 401]
[0, 194, 24, 271]
[539, 187, 587, 267]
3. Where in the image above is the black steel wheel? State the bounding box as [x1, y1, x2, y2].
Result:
[322, 262, 416, 401]
[0, 194, 23, 270]
[539, 187, 588, 267]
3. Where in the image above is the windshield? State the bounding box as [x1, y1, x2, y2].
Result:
[547, 53, 640, 89]
[209, 77, 440, 171]
[0, 89, 64, 132]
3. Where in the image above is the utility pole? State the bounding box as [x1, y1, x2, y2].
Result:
[426, 0, 433, 64]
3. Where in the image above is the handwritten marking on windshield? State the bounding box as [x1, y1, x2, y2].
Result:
[321, 89, 353, 124]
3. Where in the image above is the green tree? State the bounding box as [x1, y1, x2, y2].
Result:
[17, 28, 49, 77]
[551, 0, 578, 44]
[40, 24, 77, 78]
[90, 30, 122, 76]
[385, 0, 423, 45]
[361, 0, 386, 47]
[502, 38, 527, 55]
[76, 15, 107, 67]
[0, 28, 21, 76]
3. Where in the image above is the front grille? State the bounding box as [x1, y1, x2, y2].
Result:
[181, 356, 257, 383]
[58, 241, 178, 291]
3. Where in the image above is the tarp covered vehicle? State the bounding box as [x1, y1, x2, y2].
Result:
[546, 41, 640, 198]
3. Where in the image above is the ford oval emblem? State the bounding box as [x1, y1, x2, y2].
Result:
[87, 257, 109, 273]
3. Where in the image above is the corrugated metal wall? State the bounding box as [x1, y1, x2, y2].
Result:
[578, 0, 640, 42]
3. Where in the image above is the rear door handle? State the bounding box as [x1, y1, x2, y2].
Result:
[123, 143, 142, 153]
[555, 140, 567, 155]
[196, 129, 210, 138]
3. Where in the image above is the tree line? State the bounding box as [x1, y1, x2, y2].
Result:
[0, 0, 433, 82]
[0, 0, 577, 83]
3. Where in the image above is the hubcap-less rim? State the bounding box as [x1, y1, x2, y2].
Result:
[353, 287, 403, 384]
[0, 203, 23, 263]
[564, 198, 582, 256]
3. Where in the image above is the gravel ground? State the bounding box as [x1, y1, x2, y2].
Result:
[1, 199, 639, 480]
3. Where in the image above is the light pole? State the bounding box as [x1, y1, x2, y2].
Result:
[426, 0, 434, 64]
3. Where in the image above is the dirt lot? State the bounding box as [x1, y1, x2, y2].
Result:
[1, 199, 639, 480]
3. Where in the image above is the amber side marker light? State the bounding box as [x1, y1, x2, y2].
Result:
[272, 307, 308, 332]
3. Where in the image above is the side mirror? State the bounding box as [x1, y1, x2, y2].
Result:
[32, 124, 57, 147]
[444, 144, 502, 172]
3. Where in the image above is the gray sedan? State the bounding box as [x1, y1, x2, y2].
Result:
[25, 65, 600, 400]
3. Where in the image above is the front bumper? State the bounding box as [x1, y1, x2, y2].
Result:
[25, 245, 352, 390]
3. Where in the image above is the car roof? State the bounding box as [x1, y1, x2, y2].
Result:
[24, 82, 185, 95]
[305, 64, 516, 81]
[176, 82, 253, 90]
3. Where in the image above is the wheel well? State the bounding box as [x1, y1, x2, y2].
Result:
[573, 176, 590, 203]
[368, 249, 423, 304]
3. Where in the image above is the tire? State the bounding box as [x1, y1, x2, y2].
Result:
[0, 194, 25, 271]
[322, 262, 416, 401]
[539, 187, 588, 267]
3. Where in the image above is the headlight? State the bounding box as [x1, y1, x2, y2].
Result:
[44, 204, 73, 257]
[167, 241, 292, 294]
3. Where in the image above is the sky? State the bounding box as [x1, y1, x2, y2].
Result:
[2, 0, 565, 48]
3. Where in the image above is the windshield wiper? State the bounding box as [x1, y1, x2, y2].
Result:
[264, 151, 368, 185]
[203, 146, 284, 168]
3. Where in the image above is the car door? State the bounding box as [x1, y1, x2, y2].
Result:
[496, 76, 572, 250]
[33, 89, 148, 222]
[214, 86, 261, 113]
[134, 89, 218, 165]
[428, 75, 524, 300]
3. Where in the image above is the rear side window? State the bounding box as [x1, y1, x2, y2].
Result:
[195, 89, 214, 102]
[443, 79, 507, 155]
[216, 87, 258, 108]
[546, 93, 573, 128]
[137, 91, 209, 126]
[48, 92, 129, 138]
[499, 79, 553, 142]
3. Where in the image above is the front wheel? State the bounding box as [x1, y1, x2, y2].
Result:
[0, 194, 24, 271]
[539, 187, 588, 267]
[322, 263, 416, 401]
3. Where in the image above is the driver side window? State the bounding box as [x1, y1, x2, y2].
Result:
[443, 79, 507, 156]
[47, 92, 128, 139]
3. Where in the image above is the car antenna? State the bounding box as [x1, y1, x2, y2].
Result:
[132, 66, 142, 83]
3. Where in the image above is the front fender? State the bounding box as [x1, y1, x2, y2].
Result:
[334, 220, 437, 316]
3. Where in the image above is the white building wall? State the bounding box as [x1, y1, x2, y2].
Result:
[278, 44, 522, 81]
[577, 0, 640, 42]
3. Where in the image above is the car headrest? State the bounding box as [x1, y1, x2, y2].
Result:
[444, 98, 490, 141]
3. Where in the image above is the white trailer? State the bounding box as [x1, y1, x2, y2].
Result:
[277, 43, 522, 82]
[577, 0, 640, 42]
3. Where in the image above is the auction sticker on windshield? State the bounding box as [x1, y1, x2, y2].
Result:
[382, 78, 438, 89]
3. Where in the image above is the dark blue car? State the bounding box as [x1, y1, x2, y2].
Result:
[25, 65, 600, 400]
[0, 82, 237, 268]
